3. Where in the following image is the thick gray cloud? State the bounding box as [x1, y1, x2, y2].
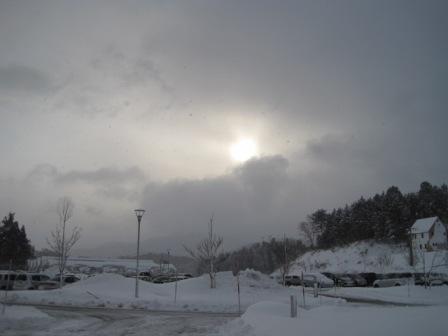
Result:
[27, 164, 146, 201]
[0, 1, 447, 254]
[0, 65, 55, 94]
[55, 166, 145, 186]
[141, 156, 296, 248]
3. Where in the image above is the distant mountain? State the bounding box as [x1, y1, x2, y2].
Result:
[121, 252, 197, 275]
[73, 233, 201, 258]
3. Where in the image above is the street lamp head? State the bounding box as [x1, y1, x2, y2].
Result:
[134, 209, 145, 221]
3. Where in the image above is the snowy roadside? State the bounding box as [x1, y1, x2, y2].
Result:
[319, 285, 448, 306]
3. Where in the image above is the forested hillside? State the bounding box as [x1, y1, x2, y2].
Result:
[301, 182, 448, 249]
[213, 238, 307, 275]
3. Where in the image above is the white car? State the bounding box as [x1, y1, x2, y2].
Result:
[0, 271, 16, 290]
[373, 274, 412, 288]
[302, 273, 334, 288]
[13, 273, 59, 290]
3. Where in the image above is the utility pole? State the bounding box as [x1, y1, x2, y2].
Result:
[134, 209, 145, 298]
[283, 233, 288, 286]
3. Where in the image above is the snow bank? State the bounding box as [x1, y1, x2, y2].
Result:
[238, 269, 280, 289]
[6, 271, 319, 313]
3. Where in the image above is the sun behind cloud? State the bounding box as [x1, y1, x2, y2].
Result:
[229, 138, 259, 163]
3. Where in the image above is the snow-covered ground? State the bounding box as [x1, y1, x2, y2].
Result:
[289, 240, 448, 274]
[220, 301, 448, 336]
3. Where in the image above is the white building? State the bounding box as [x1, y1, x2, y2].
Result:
[411, 216, 448, 252]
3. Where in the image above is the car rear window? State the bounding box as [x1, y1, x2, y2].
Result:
[16, 274, 27, 281]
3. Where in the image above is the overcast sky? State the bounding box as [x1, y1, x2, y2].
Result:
[1, 0, 447, 254]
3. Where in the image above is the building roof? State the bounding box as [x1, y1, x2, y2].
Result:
[411, 216, 438, 233]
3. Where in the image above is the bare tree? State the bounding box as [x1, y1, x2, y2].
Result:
[376, 252, 394, 273]
[184, 216, 223, 289]
[413, 248, 448, 289]
[47, 197, 81, 288]
[299, 221, 316, 248]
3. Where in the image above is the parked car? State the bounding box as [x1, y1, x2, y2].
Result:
[178, 273, 193, 278]
[13, 273, 59, 290]
[284, 275, 302, 286]
[301, 273, 334, 288]
[321, 272, 338, 284]
[359, 272, 378, 287]
[138, 272, 152, 281]
[152, 275, 175, 284]
[414, 273, 447, 286]
[334, 274, 356, 287]
[347, 273, 367, 287]
[0, 271, 17, 290]
[373, 273, 412, 288]
[53, 274, 81, 285]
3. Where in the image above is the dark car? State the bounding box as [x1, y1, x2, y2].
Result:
[284, 275, 302, 286]
[333, 274, 356, 287]
[322, 272, 338, 284]
[53, 274, 81, 285]
[152, 275, 175, 284]
[347, 273, 367, 287]
[359, 273, 378, 287]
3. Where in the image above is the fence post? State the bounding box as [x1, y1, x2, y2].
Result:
[301, 272, 306, 308]
[290, 295, 297, 318]
[1, 260, 13, 315]
[237, 273, 241, 315]
[174, 279, 178, 303]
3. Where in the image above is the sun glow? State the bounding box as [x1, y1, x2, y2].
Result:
[230, 138, 258, 162]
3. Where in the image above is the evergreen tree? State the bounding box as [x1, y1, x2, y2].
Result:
[0, 213, 34, 268]
[310, 182, 448, 249]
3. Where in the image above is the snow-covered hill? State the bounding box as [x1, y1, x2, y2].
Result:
[289, 240, 447, 274]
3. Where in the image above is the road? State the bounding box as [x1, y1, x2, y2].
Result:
[1, 305, 238, 336]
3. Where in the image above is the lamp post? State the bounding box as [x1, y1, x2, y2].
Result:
[134, 209, 145, 298]
[166, 249, 171, 274]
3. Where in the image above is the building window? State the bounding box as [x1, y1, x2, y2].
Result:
[421, 233, 424, 238]
[420, 244, 422, 249]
